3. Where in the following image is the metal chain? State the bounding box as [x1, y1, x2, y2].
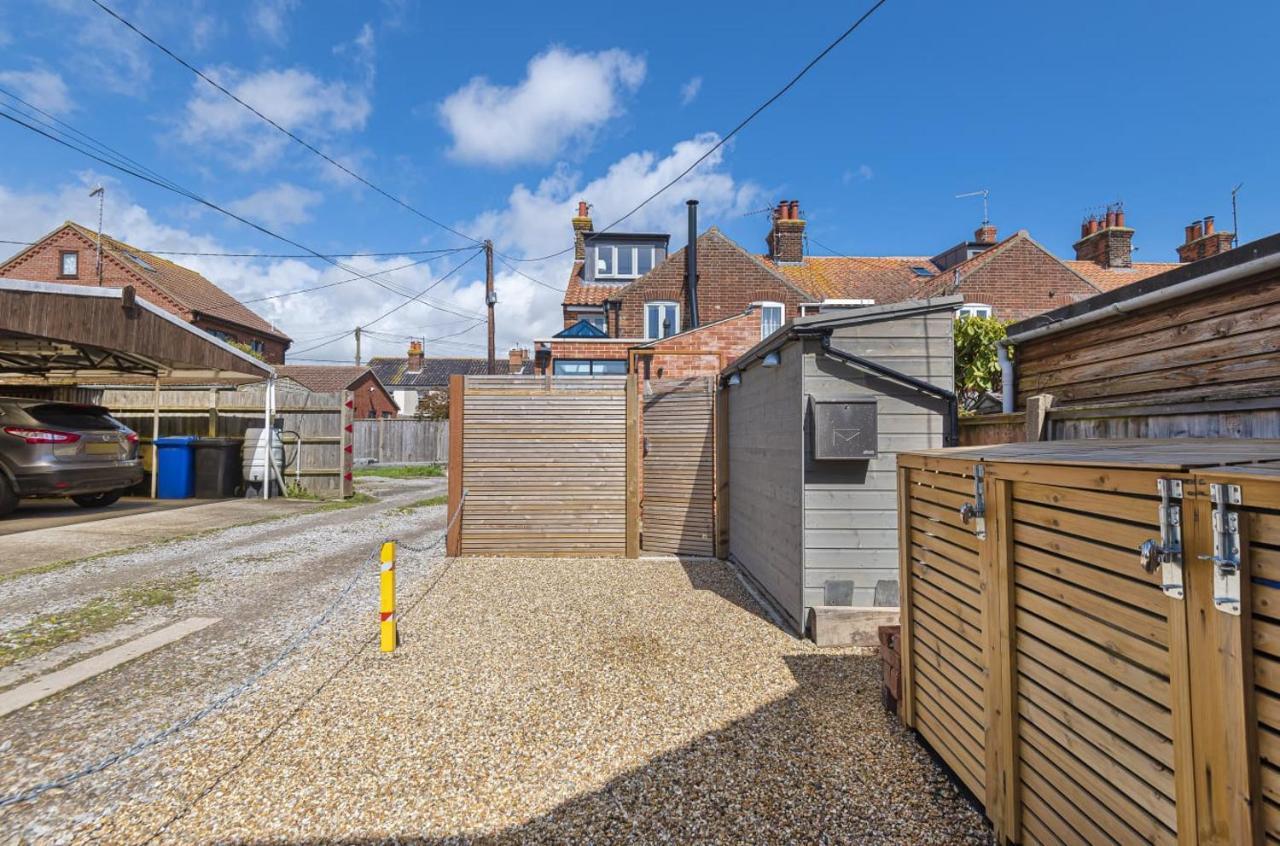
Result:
[0, 488, 468, 810]
[397, 489, 466, 553]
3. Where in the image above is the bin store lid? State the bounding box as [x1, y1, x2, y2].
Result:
[193, 437, 239, 446]
[154, 435, 198, 446]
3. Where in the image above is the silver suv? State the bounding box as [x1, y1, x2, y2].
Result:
[0, 398, 143, 516]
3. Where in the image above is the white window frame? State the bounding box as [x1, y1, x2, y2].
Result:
[645, 301, 680, 340]
[59, 250, 78, 277]
[595, 244, 656, 280]
[957, 302, 993, 319]
[755, 301, 785, 339]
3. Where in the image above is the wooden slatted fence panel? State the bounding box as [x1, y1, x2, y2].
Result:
[1009, 479, 1181, 846]
[460, 376, 627, 556]
[642, 377, 715, 556]
[1246, 504, 1280, 843]
[900, 459, 989, 804]
[352, 418, 448, 464]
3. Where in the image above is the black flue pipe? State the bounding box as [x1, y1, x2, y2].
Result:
[686, 199, 699, 328]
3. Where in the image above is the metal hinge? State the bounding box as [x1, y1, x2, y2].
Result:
[959, 464, 987, 540]
[1138, 478, 1184, 600]
[1200, 483, 1243, 616]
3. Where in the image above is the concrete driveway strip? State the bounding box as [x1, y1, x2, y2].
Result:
[71, 556, 993, 845]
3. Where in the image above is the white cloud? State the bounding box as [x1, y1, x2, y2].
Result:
[250, 0, 299, 44]
[227, 183, 324, 229]
[463, 132, 761, 346]
[0, 68, 73, 115]
[180, 67, 373, 169]
[680, 76, 702, 106]
[334, 22, 377, 86]
[438, 47, 646, 167]
[842, 164, 874, 184]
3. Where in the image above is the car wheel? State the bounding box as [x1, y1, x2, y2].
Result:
[0, 477, 15, 517]
[71, 489, 124, 509]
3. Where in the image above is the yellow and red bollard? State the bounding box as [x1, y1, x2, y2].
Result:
[379, 540, 397, 652]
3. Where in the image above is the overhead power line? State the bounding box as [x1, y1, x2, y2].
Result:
[0, 238, 471, 260]
[0, 107, 485, 322]
[499, 0, 891, 263]
[495, 256, 567, 292]
[88, 0, 485, 249]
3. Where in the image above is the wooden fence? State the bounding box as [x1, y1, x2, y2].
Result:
[641, 377, 716, 556]
[447, 374, 637, 558]
[100, 382, 352, 498]
[352, 418, 448, 465]
[896, 440, 1280, 845]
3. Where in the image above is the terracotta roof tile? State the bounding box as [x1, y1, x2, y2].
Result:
[773, 255, 942, 302]
[562, 260, 626, 306]
[65, 222, 289, 341]
[1063, 260, 1180, 291]
[276, 365, 375, 392]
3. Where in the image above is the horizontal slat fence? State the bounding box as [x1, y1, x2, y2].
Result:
[352, 418, 447, 465]
[98, 382, 349, 498]
[453, 375, 632, 557]
[898, 442, 1280, 845]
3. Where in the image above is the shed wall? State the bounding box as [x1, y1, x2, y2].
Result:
[801, 311, 953, 610]
[727, 341, 804, 628]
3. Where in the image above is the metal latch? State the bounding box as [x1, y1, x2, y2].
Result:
[1139, 478, 1184, 600]
[1200, 483, 1242, 616]
[959, 465, 987, 540]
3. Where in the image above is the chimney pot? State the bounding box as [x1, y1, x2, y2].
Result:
[1086, 217, 1099, 236]
[577, 200, 589, 218]
[1190, 220, 1203, 241]
[1115, 209, 1126, 228]
[765, 197, 806, 262]
[1105, 209, 1118, 229]
[788, 200, 800, 220]
[1203, 215, 1215, 236]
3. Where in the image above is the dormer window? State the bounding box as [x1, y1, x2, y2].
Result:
[59, 250, 79, 278]
[591, 240, 663, 280]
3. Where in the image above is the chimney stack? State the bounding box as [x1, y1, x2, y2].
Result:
[1073, 204, 1133, 269]
[766, 199, 806, 263]
[507, 347, 529, 372]
[407, 340, 424, 372]
[1177, 213, 1235, 263]
[974, 224, 998, 245]
[572, 200, 593, 262]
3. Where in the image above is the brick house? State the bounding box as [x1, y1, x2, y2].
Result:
[539, 199, 1194, 378]
[275, 365, 398, 419]
[0, 222, 292, 363]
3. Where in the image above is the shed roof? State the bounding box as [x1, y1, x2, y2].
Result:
[276, 364, 388, 393]
[0, 277, 273, 384]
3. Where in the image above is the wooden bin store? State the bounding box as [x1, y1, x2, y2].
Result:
[896, 439, 1280, 845]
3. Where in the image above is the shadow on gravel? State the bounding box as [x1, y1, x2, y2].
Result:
[225, 654, 990, 846]
[678, 557, 782, 630]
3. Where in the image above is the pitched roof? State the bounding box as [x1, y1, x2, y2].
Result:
[61, 222, 289, 341]
[554, 319, 609, 338]
[276, 365, 384, 393]
[773, 255, 941, 302]
[563, 260, 625, 306]
[1063, 260, 1181, 292]
[367, 356, 532, 388]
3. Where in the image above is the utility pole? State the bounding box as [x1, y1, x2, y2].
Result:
[90, 185, 105, 286]
[354, 326, 361, 366]
[484, 239, 496, 374]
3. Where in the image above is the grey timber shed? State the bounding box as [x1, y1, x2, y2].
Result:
[722, 297, 960, 634]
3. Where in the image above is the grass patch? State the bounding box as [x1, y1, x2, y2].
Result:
[391, 494, 448, 515]
[0, 572, 204, 669]
[353, 464, 444, 479]
[313, 491, 379, 512]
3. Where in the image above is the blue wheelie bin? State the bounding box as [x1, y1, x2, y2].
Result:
[154, 435, 197, 499]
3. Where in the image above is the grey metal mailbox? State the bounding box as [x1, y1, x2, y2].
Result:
[809, 396, 878, 459]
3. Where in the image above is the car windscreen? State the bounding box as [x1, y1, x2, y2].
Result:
[25, 404, 124, 431]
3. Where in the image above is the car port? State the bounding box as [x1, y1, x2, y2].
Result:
[0, 277, 273, 543]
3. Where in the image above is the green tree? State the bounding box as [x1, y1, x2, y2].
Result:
[228, 340, 265, 361]
[954, 315, 1009, 413]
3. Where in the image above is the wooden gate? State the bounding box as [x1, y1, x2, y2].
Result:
[447, 374, 635, 557]
[641, 377, 716, 556]
[898, 441, 1280, 846]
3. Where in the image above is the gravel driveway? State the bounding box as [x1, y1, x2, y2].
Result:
[13, 547, 994, 844]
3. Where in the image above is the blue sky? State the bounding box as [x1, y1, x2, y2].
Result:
[0, 0, 1275, 361]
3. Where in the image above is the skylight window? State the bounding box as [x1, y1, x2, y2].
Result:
[909, 266, 933, 277]
[123, 251, 157, 272]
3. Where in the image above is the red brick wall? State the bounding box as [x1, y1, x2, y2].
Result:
[616, 231, 804, 338]
[349, 371, 399, 418]
[639, 309, 764, 380]
[957, 238, 1103, 322]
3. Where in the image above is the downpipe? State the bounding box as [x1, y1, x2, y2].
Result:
[997, 341, 1015, 414]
